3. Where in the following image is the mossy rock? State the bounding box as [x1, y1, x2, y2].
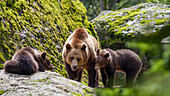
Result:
[0, 70, 95, 95]
[0, 0, 98, 79]
[91, 3, 170, 49]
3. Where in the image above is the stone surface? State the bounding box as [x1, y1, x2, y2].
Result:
[0, 70, 94, 96]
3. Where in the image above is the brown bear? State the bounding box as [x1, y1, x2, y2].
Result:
[95, 48, 142, 88]
[62, 28, 100, 87]
[4, 47, 54, 75]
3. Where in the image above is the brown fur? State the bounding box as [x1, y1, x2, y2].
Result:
[95, 48, 142, 88]
[62, 28, 100, 87]
[4, 47, 54, 75]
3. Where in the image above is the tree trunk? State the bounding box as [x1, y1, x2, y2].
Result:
[104, 0, 108, 10]
[112, 0, 117, 10]
[100, 0, 104, 11]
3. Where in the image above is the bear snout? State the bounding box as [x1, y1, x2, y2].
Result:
[71, 65, 77, 71]
[73, 65, 77, 69]
[46, 65, 54, 70]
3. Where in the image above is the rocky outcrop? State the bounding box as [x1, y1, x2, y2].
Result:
[91, 3, 170, 49]
[0, 70, 94, 96]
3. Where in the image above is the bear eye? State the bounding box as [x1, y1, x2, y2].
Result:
[70, 57, 74, 60]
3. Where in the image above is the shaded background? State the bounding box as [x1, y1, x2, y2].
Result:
[81, 0, 170, 20]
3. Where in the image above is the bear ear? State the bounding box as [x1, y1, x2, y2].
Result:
[96, 49, 100, 55]
[81, 44, 86, 51]
[66, 43, 71, 50]
[104, 53, 109, 58]
[41, 51, 47, 59]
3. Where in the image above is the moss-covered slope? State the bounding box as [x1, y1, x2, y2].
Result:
[91, 3, 170, 49]
[0, 0, 97, 77]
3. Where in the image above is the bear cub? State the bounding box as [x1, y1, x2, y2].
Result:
[62, 28, 100, 87]
[4, 47, 54, 75]
[95, 48, 142, 88]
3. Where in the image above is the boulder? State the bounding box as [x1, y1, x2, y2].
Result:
[91, 3, 170, 49]
[0, 70, 94, 96]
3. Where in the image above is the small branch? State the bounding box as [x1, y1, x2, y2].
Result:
[117, 0, 131, 10]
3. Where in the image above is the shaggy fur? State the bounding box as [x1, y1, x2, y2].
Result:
[62, 28, 100, 87]
[4, 47, 54, 75]
[95, 48, 142, 88]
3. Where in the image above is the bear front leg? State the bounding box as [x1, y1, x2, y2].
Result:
[87, 60, 99, 87]
[100, 68, 107, 87]
[105, 69, 116, 88]
[107, 75, 115, 88]
[87, 61, 99, 87]
[65, 62, 82, 82]
[75, 69, 83, 82]
[87, 69, 99, 87]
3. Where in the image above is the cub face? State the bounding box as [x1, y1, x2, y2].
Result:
[95, 49, 110, 70]
[40, 52, 54, 70]
[65, 43, 88, 71]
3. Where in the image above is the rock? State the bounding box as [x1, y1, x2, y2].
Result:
[0, 70, 95, 96]
[161, 36, 170, 43]
[91, 3, 170, 49]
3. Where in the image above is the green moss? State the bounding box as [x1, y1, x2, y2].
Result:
[140, 18, 169, 25]
[71, 92, 82, 96]
[83, 87, 93, 93]
[0, 90, 5, 95]
[37, 79, 47, 82]
[70, 82, 77, 86]
[104, 10, 146, 31]
[155, 27, 159, 30]
[0, 64, 3, 69]
[96, 9, 145, 48]
[153, 12, 159, 18]
[155, 18, 169, 25]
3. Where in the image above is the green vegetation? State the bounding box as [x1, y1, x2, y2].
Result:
[71, 88, 93, 96]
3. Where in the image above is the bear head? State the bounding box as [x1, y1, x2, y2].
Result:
[65, 43, 89, 71]
[39, 51, 54, 70]
[95, 49, 110, 70]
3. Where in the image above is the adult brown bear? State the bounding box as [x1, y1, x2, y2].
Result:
[62, 28, 100, 87]
[95, 48, 142, 88]
[4, 47, 54, 75]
